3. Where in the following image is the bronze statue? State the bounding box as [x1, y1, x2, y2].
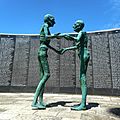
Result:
[32, 14, 62, 110]
[61, 20, 90, 110]
[32, 15, 89, 111]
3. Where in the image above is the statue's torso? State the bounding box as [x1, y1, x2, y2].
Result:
[39, 24, 51, 48]
[77, 32, 89, 57]
[38, 24, 50, 56]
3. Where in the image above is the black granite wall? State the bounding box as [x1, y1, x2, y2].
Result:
[0, 29, 120, 96]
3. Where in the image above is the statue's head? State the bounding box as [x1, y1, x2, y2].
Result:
[73, 20, 84, 32]
[44, 14, 55, 27]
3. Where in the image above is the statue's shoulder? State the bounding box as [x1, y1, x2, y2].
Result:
[82, 31, 86, 35]
[43, 23, 48, 28]
[79, 31, 86, 35]
[40, 23, 49, 33]
[82, 31, 87, 37]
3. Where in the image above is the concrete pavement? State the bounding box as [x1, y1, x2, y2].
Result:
[0, 93, 120, 120]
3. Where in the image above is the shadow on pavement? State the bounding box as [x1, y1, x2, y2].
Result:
[108, 108, 120, 117]
[46, 101, 73, 107]
[86, 103, 99, 110]
[46, 101, 99, 110]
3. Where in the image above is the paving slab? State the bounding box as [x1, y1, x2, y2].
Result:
[0, 93, 120, 120]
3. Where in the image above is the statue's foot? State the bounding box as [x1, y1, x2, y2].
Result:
[31, 103, 46, 110]
[37, 104, 46, 109]
[40, 102, 47, 107]
[31, 104, 39, 110]
[71, 104, 86, 111]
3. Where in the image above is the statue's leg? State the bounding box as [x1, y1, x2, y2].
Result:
[80, 51, 90, 108]
[32, 55, 50, 109]
[38, 84, 46, 106]
[71, 50, 90, 111]
[38, 57, 46, 106]
[32, 55, 44, 109]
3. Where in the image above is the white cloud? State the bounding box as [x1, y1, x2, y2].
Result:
[104, 23, 120, 29]
[110, 0, 120, 10]
[104, 0, 120, 29]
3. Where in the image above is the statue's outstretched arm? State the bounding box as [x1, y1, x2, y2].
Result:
[46, 44, 62, 54]
[64, 31, 83, 42]
[61, 45, 78, 54]
[63, 34, 76, 41]
[64, 46, 77, 51]
[46, 33, 75, 41]
[46, 33, 62, 39]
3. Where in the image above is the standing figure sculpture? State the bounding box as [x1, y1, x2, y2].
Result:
[32, 14, 61, 110]
[61, 20, 90, 110]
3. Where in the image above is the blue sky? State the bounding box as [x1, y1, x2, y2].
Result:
[0, 0, 120, 34]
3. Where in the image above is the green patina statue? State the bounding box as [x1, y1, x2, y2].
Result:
[32, 15, 89, 111]
[32, 14, 62, 110]
[61, 20, 90, 110]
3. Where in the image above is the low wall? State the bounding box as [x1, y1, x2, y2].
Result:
[0, 29, 120, 96]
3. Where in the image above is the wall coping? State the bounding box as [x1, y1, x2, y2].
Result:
[0, 28, 120, 36]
